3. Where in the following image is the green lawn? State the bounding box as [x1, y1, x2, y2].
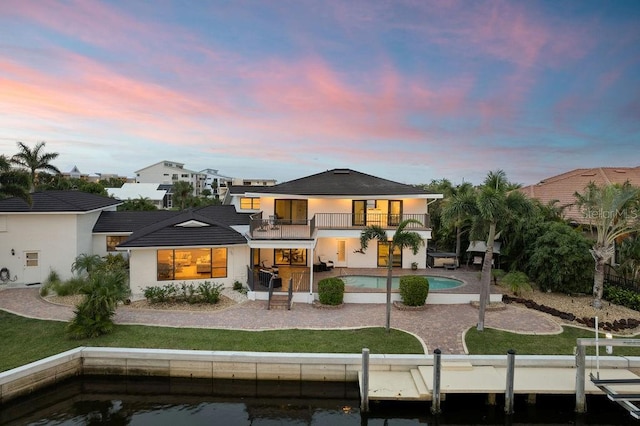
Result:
[0, 311, 424, 372]
[5, 309, 640, 373]
[465, 325, 640, 356]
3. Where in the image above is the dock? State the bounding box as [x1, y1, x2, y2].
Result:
[360, 362, 640, 402]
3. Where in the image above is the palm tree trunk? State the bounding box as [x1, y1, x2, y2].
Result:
[386, 245, 393, 333]
[477, 222, 496, 331]
[593, 255, 605, 309]
[455, 225, 462, 263]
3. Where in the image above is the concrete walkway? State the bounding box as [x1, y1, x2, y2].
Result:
[0, 287, 561, 354]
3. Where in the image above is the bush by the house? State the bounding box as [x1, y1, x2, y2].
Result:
[399, 276, 429, 306]
[67, 269, 130, 339]
[143, 281, 223, 304]
[318, 277, 345, 305]
[604, 285, 640, 312]
[500, 271, 532, 296]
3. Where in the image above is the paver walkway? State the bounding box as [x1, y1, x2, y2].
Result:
[0, 288, 561, 354]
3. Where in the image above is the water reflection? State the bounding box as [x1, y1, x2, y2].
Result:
[0, 376, 632, 425]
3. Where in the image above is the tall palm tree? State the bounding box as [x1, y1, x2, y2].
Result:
[172, 180, 193, 210]
[574, 181, 640, 309]
[440, 181, 476, 263]
[360, 219, 425, 333]
[0, 155, 31, 203]
[472, 170, 533, 331]
[11, 141, 61, 191]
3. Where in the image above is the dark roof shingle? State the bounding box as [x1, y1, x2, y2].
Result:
[0, 190, 121, 213]
[249, 168, 426, 196]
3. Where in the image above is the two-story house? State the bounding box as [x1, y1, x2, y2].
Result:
[135, 161, 206, 196]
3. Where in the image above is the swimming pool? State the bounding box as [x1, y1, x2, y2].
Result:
[342, 275, 463, 290]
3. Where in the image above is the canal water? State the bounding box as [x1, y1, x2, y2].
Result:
[0, 376, 633, 425]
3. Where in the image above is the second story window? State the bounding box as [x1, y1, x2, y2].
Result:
[240, 197, 260, 210]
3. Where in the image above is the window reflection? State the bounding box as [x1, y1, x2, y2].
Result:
[157, 248, 227, 281]
[274, 248, 307, 266]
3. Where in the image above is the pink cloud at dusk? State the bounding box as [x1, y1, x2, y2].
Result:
[0, 0, 638, 186]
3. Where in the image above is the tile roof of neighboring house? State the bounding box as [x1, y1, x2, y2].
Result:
[93, 210, 178, 233]
[0, 190, 121, 213]
[117, 207, 248, 248]
[248, 168, 431, 196]
[518, 166, 640, 223]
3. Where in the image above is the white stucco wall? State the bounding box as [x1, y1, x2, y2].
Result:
[128, 245, 250, 297]
[0, 214, 84, 284]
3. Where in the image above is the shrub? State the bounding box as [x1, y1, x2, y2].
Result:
[399, 276, 429, 306]
[233, 281, 243, 291]
[40, 269, 62, 296]
[198, 281, 223, 304]
[143, 281, 223, 304]
[501, 271, 532, 296]
[604, 285, 640, 311]
[52, 276, 88, 296]
[318, 277, 345, 305]
[67, 269, 130, 339]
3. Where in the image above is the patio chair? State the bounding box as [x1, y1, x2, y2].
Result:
[318, 255, 334, 270]
[261, 260, 279, 275]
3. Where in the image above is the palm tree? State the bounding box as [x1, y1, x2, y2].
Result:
[118, 196, 158, 211]
[440, 181, 476, 264]
[472, 170, 533, 331]
[0, 155, 31, 203]
[172, 180, 193, 210]
[360, 219, 425, 333]
[11, 141, 61, 191]
[574, 182, 640, 309]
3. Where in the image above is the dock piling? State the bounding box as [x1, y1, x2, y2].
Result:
[431, 348, 442, 414]
[361, 348, 369, 413]
[505, 349, 516, 414]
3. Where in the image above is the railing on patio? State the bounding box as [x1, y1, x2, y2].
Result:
[249, 213, 429, 239]
[291, 270, 311, 293]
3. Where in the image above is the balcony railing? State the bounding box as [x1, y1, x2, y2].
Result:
[249, 213, 429, 240]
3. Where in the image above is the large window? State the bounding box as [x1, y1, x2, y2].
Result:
[274, 248, 307, 266]
[275, 199, 308, 224]
[240, 197, 260, 210]
[157, 248, 227, 281]
[106, 236, 128, 252]
[377, 242, 401, 267]
[352, 200, 403, 227]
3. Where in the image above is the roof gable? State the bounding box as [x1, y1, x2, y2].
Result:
[0, 190, 121, 213]
[113, 206, 250, 248]
[254, 168, 428, 196]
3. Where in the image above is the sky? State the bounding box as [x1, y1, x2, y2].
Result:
[0, 0, 639, 186]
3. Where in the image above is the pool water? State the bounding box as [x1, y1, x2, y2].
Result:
[342, 275, 463, 290]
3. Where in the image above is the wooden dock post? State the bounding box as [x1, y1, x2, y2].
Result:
[361, 348, 369, 413]
[575, 344, 586, 413]
[431, 348, 442, 414]
[505, 349, 516, 415]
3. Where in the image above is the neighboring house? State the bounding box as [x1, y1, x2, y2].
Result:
[107, 183, 171, 209]
[199, 168, 234, 199]
[519, 166, 640, 224]
[62, 165, 88, 181]
[230, 177, 277, 186]
[0, 191, 121, 285]
[95, 206, 251, 295]
[135, 161, 206, 196]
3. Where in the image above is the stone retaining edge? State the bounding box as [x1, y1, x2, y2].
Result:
[1, 347, 638, 404]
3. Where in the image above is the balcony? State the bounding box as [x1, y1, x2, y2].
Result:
[249, 213, 429, 240]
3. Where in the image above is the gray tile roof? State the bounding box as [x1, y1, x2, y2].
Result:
[251, 168, 427, 196]
[93, 210, 178, 233]
[117, 208, 248, 248]
[0, 190, 121, 213]
[97, 205, 251, 248]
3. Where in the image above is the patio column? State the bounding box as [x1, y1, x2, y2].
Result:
[309, 246, 315, 299]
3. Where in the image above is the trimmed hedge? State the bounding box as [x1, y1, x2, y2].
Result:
[604, 284, 640, 311]
[399, 276, 429, 306]
[318, 277, 345, 306]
